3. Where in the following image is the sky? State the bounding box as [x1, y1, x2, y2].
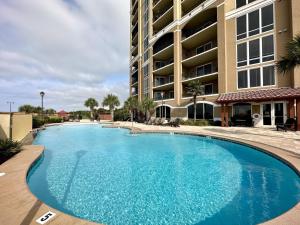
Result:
[0, 0, 130, 112]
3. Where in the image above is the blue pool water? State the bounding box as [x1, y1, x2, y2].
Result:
[27, 125, 300, 225]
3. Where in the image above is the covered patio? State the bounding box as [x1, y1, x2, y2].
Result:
[216, 88, 300, 130]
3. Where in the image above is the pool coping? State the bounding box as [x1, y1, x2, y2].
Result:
[0, 124, 299, 225]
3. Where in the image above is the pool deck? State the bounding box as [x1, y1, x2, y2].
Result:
[0, 123, 300, 225]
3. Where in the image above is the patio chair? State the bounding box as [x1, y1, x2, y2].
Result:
[276, 118, 296, 132]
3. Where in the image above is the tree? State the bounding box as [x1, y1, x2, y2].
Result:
[19, 105, 35, 114]
[45, 108, 56, 115]
[139, 97, 157, 122]
[124, 96, 138, 123]
[277, 35, 300, 74]
[84, 98, 98, 120]
[186, 80, 205, 122]
[102, 94, 120, 121]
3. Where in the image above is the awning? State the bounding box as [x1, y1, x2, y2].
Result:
[216, 88, 300, 104]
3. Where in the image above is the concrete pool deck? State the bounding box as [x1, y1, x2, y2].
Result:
[0, 123, 299, 225]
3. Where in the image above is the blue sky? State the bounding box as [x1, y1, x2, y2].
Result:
[0, 0, 130, 112]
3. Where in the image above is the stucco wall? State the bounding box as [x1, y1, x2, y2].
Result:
[0, 113, 32, 141]
[12, 114, 32, 141]
[0, 114, 10, 140]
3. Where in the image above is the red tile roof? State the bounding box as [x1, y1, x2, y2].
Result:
[216, 88, 300, 104]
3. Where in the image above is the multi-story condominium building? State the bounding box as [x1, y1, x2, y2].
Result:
[129, 0, 300, 128]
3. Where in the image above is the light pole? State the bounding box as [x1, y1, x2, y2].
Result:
[40, 91, 45, 119]
[6, 101, 14, 140]
[160, 91, 164, 119]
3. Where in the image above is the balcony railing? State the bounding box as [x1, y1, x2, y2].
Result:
[154, 92, 174, 100]
[182, 20, 216, 40]
[182, 68, 218, 81]
[154, 58, 174, 71]
[183, 42, 217, 60]
[153, 5, 172, 23]
[153, 42, 173, 55]
[153, 76, 174, 87]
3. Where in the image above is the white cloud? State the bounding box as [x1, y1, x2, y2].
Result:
[0, 0, 130, 112]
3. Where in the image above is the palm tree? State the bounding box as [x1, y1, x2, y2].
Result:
[84, 98, 98, 120]
[19, 104, 35, 114]
[277, 35, 300, 74]
[139, 97, 157, 122]
[124, 96, 138, 124]
[186, 80, 205, 122]
[102, 94, 120, 121]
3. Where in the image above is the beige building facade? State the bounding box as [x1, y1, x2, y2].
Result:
[130, 0, 300, 127]
[0, 113, 32, 141]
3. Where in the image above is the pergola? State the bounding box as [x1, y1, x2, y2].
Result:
[216, 88, 300, 130]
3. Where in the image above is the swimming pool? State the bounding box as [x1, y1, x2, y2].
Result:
[27, 124, 300, 225]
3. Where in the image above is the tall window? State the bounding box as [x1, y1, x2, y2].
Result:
[237, 43, 247, 67]
[236, 0, 257, 9]
[263, 66, 275, 86]
[196, 63, 212, 76]
[188, 103, 214, 120]
[262, 35, 274, 62]
[237, 35, 274, 67]
[248, 10, 259, 36]
[249, 39, 260, 64]
[236, 4, 274, 40]
[249, 68, 261, 87]
[237, 15, 247, 40]
[237, 65, 275, 89]
[238, 70, 248, 88]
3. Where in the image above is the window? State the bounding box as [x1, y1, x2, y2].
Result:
[263, 66, 275, 86]
[236, 4, 274, 40]
[196, 64, 212, 76]
[262, 35, 274, 62]
[237, 43, 247, 67]
[196, 42, 213, 55]
[249, 39, 260, 64]
[188, 103, 214, 120]
[238, 66, 275, 89]
[144, 50, 149, 62]
[262, 4, 274, 32]
[248, 10, 259, 36]
[204, 84, 213, 95]
[237, 15, 247, 40]
[250, 68, 261, 87]
[238, 70, 248, 88]
[144, 36, 148, 49]
[236, 0, 246, 8]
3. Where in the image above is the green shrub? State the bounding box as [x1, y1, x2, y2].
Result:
[0, 139, 22, 159]
[47, 117, 63, 123]
[180, 119, 210, 126]
[33, 116, 45, 129]
[114, 108, 130, 121]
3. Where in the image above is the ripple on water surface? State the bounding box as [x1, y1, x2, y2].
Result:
[28, 125, 300, 225]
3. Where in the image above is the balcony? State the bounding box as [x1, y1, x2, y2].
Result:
[153, 0, 173, 12]
[131, 45, 138, 57]
[131, 86, 138, 96]
[182, 23, 217, 49]
[131, 0, 138, 16]
[153, 5, 173, 34]
[154, 91, 174, 101]
[182, 46, 217, 67]
[153, 33, 174, 55]
[153, 44, 174, 61]
[153, 76, 174, 90]
[183, 20, 217, 40]
[132, 31, 138, 46]
[181, 0, 206, 17]
[153, 59, 174, 76]
[132, 8, 138, 25]
[182, 80, 218, 97]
